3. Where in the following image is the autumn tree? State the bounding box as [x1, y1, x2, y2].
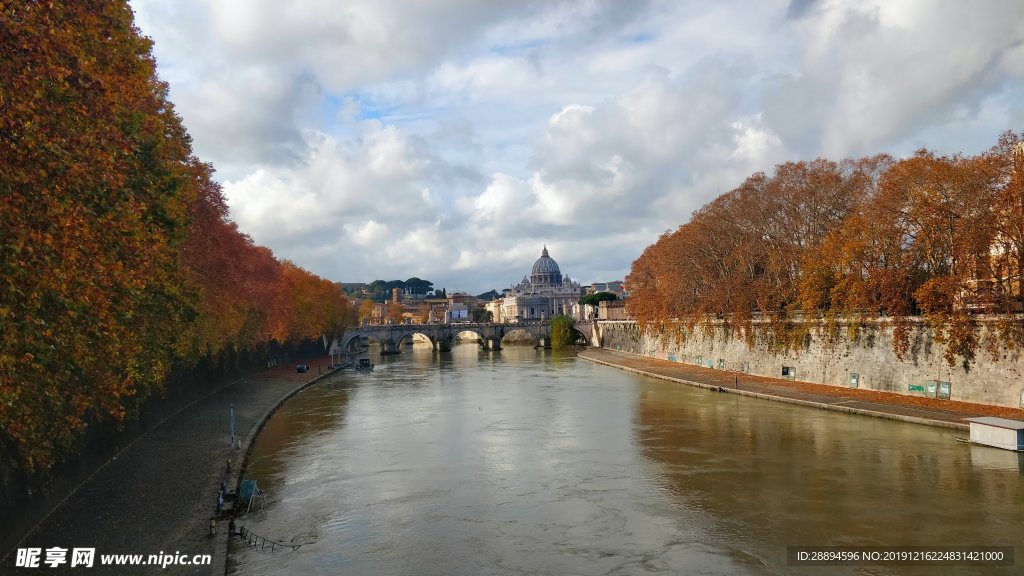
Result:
[797, 151, 1003, 362]
[628, 158, 871, 335]
[986, 133, 1024, 314]
[0, 1, 197, 470]
[628, 134, 1024, 367]
[386, 301, 405, 324]
[178, 165, 293, 355]
[358, 300, 375, 324]
[0, 1, 355, 472]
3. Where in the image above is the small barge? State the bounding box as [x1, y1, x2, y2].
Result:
[965, 417, 1024, 452]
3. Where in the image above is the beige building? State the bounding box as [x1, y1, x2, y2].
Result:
[485, 300, 503, 322]
[598, 299, 629, 320]
[422, 297, 449, 323]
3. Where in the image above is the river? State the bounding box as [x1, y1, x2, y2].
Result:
[228, 343, 1023, 575]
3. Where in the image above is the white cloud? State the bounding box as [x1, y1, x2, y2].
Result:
[130, 0, 1024, 291]
[350, 221, 389, 247]
[765, 0, 1024, 157]
[730, 115, 786, 164]
[429, 57, 543, 104]
[222, 125, 453, 247]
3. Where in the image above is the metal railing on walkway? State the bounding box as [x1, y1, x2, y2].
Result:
[238, 526, 302, 552]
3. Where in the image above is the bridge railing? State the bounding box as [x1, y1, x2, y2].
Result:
[349, 320, 549, 330]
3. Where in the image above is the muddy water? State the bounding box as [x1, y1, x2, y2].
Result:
[229, 344, 1023, 575]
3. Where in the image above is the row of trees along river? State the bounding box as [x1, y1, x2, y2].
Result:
[0, 2, 355, 475]
[626, 132, 1024, 369]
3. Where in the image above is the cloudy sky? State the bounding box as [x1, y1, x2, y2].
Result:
[130, 0, 1024, 294]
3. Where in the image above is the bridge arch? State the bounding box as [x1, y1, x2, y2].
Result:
[395, 331, 436, 348]
[339, 332, 373, 352]
[452, 328, 487, 344]
[500, 327, 542, 347]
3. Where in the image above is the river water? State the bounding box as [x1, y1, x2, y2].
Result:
[229, 344, 1023, 575]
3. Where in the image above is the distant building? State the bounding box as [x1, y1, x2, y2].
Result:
[448, 303, 470, 322]
[402, 298, 433, 323]
[589, 280, 626, 296]
[371, 301, 388, 323]
[484, 300, 503, 322]
[340, 282, 371, 298]
[447, 292, 478, 310]
[425, 297, 449, 323]
[598, 299, 629, 320]
[495, 246, 584, 322]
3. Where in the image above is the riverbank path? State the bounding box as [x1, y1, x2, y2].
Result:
[580, 348, 1024, 429]
[5, 361, 331, 575]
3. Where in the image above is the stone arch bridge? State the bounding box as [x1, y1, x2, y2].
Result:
[334, 320, 594, 354]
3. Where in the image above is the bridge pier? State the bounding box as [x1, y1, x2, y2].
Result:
[483, 337, 502, 351]
[536, 337, 551, 349]
[433, 336, 453, 352]
[589, 320, 602, 347]
[379, 340, 400, 355]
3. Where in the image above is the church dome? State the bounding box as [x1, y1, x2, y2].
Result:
[531, 246, 562, 286]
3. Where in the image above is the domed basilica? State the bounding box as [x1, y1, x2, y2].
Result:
[493, 246, 583, 322]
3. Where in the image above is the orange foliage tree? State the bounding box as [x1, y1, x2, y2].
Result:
[1, 1, 197, 470]
[627, 137, 1024, 367]
[629, 159, 875, 333]
[386, 302, 406, 324]
[280, 261, 352, 342]
[0, 1, 352, 472]
[358, 299, 375, 324]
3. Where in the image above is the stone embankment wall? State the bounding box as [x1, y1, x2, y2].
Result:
[0, 340, 316, 560]
[597, 320, 1024, 409]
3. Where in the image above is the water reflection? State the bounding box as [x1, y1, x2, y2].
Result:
[244, 384, 350, 491]
[968, 445, 1024, 473]
[634, 378, 1024, 575]
[230, 344, 1023, 576]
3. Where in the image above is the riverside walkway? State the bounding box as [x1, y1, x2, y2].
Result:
[580, 348, 1024, 429]
[4, 362, 333, 575]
